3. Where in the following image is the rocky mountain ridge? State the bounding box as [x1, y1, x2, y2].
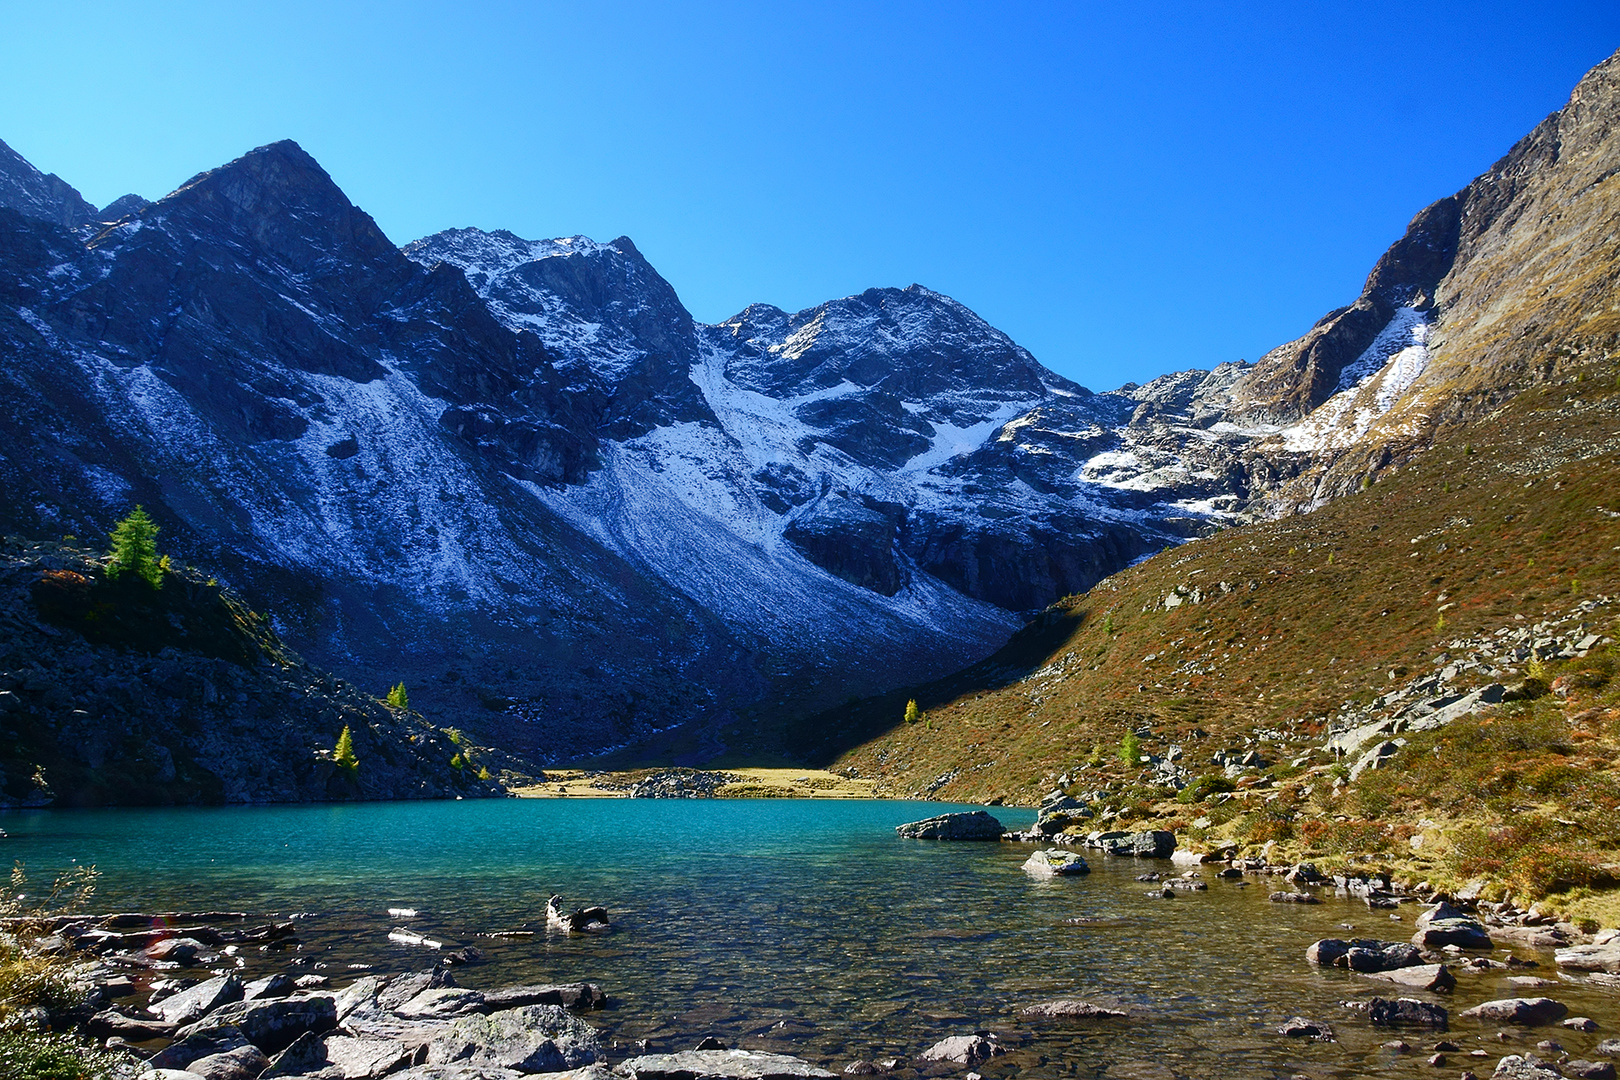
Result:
[1, 48, 1616, 763]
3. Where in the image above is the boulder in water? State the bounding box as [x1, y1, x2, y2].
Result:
[894, 811, 1004, 840]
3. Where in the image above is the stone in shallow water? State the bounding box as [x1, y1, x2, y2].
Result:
[1491, 1055, 1566, 1080]
[918, 1035, 1004, 1065]
[1367, 997, 1449, 1029]
[1278, 1016, 1334, 1040]
[1021, 850, 1090, 877]
[894, 811, 1004, 840]
[616, 1049, 836, 1079]
[1361, 963, 1456, 992]
[1460, 998, 1569, 1026]
[1021, 1000, 1128, 1019]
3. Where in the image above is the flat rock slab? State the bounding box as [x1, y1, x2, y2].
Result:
[185, 995, 338, 1055]
[426, 1005, 602, 1073]
[1021, 1000, 1128, 1019]
[1566, 1062, 1619, 1080]
[617, 1050, 837, 1079]
[397, 988, 488, 1020]
[1460, 998, 1569, 1026]
[152, 974, 244, 1026]
[389, 1068, 524, 1080]
[1556, 944, 1620, 974]
[480, 983, 606, 1011]
[894, 811, 1004, 840]
[1361, 963, 1456, 992]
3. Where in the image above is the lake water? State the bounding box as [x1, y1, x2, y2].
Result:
[3, 798, 1616, 1079]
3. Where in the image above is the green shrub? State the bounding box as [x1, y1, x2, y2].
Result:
[1118, 731, 1141, 764]
[104, 506, 163, 588]
[903, 699, 920, 725]
[385, 682, 409, 709]
[449, 753, 466, 770]
[0, 1029, 130, 1080]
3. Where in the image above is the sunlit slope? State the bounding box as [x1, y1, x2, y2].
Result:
[804, 353, 1620, 813]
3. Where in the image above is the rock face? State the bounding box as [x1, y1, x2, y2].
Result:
[894, 810, 1005, 840]
[4, 48, 1619, 765]
[0, 541, 508, 806]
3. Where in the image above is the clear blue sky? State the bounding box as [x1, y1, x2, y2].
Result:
[3, 2, 1616, 389]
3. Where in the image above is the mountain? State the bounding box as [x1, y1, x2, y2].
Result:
[2, 50, 1615, 766]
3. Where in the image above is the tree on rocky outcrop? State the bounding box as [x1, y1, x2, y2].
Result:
[385, 682, 409, 709]
[334, 726, 359, 773]
[105, 506, 164, 588]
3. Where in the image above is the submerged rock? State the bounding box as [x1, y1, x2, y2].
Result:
[894, 811, 1004, 840]
[616, 1049, 836, 1079]
[1278, 1017, 1334, 1040]
[1021, 1000, 1128, 1019]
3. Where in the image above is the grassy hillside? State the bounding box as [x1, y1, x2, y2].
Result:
[801, 351, 1620, 919]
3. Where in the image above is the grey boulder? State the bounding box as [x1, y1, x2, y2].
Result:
[1556, 944, 1620, 974]
[1103, 830, 1176, 859]
[185, 1045, 271, 1080]
[894, 811, 1004, 840]
[184, 994, 337, 1054]
[151, 974, 244, 1026]
[918, 1035, 1004, 1065]
[425, 1005, 602, 1073]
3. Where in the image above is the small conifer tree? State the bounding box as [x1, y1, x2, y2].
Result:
[903, 698, 920, 725]
[477, 765, 492, 781]
[1119, 730, 1142, 764]
[334, 725, 359, 773]
[449, 752, 466, 770]
[385, 682, 409, 709]
[106, 506, 164, 588]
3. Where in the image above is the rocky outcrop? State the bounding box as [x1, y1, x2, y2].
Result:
[0, 540, 509, 806]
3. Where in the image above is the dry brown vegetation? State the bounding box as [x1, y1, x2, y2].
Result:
[802, 351, 1620, 917]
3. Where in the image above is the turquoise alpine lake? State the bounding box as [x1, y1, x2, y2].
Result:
[3, 798, 1614, 1078]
